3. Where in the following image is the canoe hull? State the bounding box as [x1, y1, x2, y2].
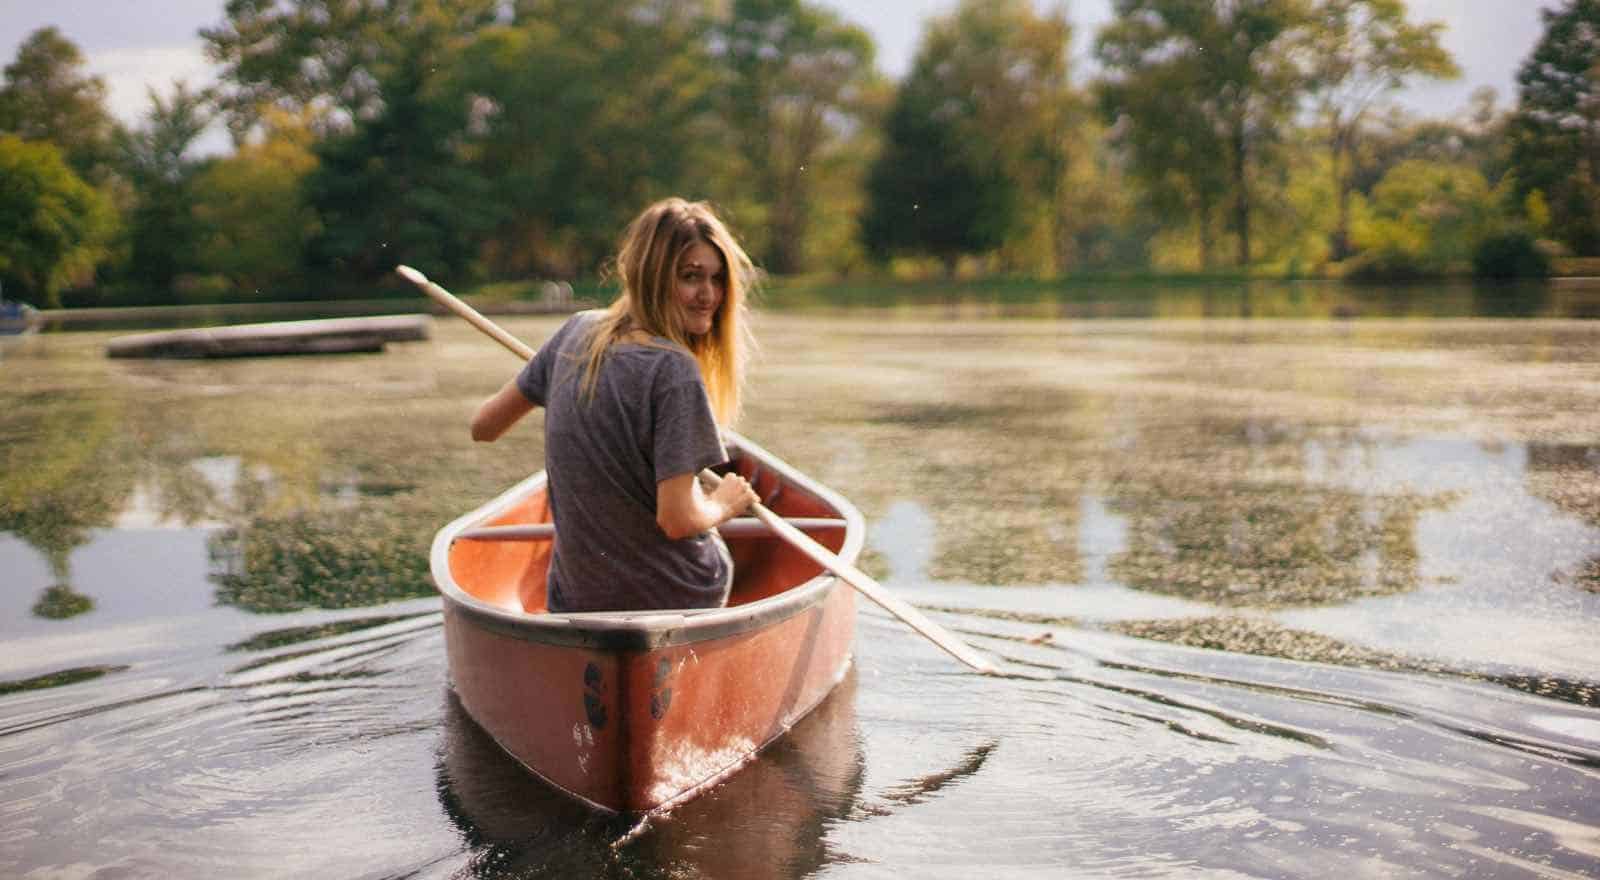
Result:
[432, 432, 863, 815]
[442, 583, 854, 813]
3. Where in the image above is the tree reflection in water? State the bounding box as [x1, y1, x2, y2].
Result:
[0, 391, 133, 620]
[1526, 442, 1600, 595]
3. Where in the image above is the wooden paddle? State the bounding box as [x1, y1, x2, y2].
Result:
[396, 264, 999, 675]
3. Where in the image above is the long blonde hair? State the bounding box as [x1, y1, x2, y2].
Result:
[575, 198, 755, 426]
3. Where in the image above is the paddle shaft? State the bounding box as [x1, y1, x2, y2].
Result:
[697, 471, 998, 674]
[398, 265, 535, 361]
[396, 265, 998, 675]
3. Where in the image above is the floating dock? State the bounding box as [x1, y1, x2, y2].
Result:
[106, 314, 430, 359]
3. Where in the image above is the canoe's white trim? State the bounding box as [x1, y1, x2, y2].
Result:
[429, 430, 865, 648]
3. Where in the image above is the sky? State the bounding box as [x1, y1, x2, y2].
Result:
[0, 0, 1553, 147]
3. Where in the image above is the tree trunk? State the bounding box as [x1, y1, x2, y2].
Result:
[767, 192, 804, 276]
[1331, 125, 1352, 261]
[1232, 119, 1251, 267]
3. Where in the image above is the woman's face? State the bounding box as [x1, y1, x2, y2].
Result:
[673, 240, 726, 337]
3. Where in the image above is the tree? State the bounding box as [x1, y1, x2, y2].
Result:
[202, 0, 500, 141]
[1301, 0, 1458, 260]
[0, 28, 116, 179]
[1098, 0, 1311, 266]
[1350, 159, 1496, 277]
[0, 136, 116, 307]
[863, 0, 1075, 272]
[1509, 0, 1600, 254]
[457, 0, 721, 278]
[303, 8, 504, 281]
[191, 113, 321, 292]
[112, 82, 214, 299]
[1098, 55, 1231, 268]
[712, 0, 877, 274]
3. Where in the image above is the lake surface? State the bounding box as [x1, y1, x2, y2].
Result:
[3, 285, 1600, 878]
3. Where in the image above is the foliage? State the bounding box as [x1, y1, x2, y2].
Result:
[1355, 96, 1509, 196]
[1348, 159, 1497, 278]
[711, 0, 879, 274]
[455, 0, 720, 279]
[1253, 145, 1338, 273]
[303, 12, 505, 280]
[202, 0, 500, 142]
[0, 0, 1576, 300]
[0, 27, 116, 180]
[1299, 0, 1458, 260]
[1098, 0, 1311, 267]
[1472, 228, 1552, 279]
[0, 136, 116, 306]
[1097, 47, 1230, 268]
[209, 505, 434, 613]
[1509, 0, 1600, 255]
[110, 82, 215, 301]
[863, 0, 1076, 272]
[190, 114, 322, 292]
[1344, 223, 1431, 281]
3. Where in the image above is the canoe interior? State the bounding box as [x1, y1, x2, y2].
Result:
[446, 452, 846, 615]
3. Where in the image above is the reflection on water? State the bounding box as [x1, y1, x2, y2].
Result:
[30, 584, 94, 619]
[0, 664, 127, 697]
[3, 305, 1600, 876]
[437, 668, 865, 878]
[0, 572, 1597, 877]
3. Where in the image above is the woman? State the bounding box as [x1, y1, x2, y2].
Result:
[469, 198, 761, 613]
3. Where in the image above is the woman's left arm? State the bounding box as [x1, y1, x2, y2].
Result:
[471, 378, 537, 442]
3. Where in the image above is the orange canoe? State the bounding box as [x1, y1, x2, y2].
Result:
[429, 431, 863, 816]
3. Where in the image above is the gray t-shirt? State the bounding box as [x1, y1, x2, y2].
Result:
[516, 311, 731, 612]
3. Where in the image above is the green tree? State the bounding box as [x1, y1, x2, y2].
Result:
[202, 0, 500, 141]
[112, 82, 214, 300]
[1098, 55, 1230, 268]
[1350, 159, 1496, 277]
[711, 0, 878, 274]
[1357, 91, 1510, 194]
[458, 0, 719, 278]
[1300, 0, 1457, 260]
[304, 10, 502, 280]
[1098, 0, 1311, 266]
[863, 0, 1075, 273]
[1509, 0, 1600, 254]
[0, 27, 116, 180]
[191, 113, 321, 292]
[0, 136, 116, 307]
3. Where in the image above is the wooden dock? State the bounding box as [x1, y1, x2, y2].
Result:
[106, 314, 431, 359]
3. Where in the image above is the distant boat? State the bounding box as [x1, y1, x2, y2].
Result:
[432, 431, 863, 816]
[0, 300, 37, 336]
[105, 314, 430, 358]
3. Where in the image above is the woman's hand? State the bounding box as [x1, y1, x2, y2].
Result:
[709, 473, 759, 520]
[656, 471, 760, 540]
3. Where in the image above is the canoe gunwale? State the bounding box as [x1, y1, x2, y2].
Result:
[430, 431, 865, 652]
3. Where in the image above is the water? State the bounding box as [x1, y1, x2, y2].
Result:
[3, 287, 1600, 877]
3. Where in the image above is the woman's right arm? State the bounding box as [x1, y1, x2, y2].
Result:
[471, 378, 536, 442]
[656, 472, 758, 540]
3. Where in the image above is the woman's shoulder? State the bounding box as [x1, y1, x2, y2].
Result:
[612, 334, 698, 380]
[548, 309, 604, 348]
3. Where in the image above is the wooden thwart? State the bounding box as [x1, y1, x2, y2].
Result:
[458, 517, 848, 541]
